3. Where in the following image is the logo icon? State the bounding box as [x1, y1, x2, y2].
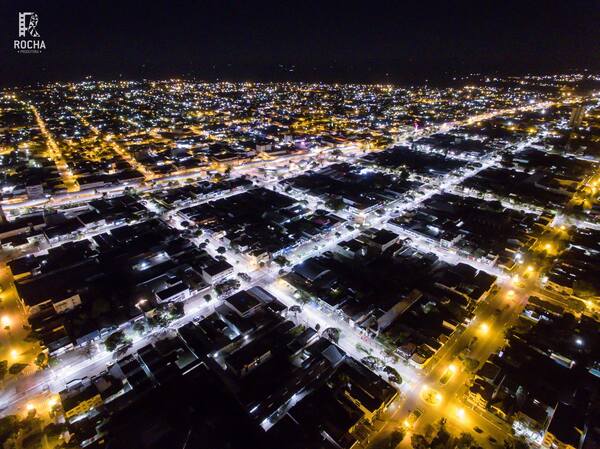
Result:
[19, 12, 40, 37]
[15, 12, 46, 53]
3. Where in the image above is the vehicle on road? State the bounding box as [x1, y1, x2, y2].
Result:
[473, 426, 483, 434]
[439, 362, 459, 385]
[403, 409, 423, 428]
[238, 272, 252, 282]
[361, 356, 385, 371]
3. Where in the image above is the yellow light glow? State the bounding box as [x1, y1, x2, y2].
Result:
[448, 364, 457, 373]
[10, 349, 18, 359]
[1, 315, 11, 327]
[545, 243, 552, 251]
[526, 265, 534, 272]
[48, 397, 58, 408]
[456, 407, 466, 420]
[26, 403, 35, 411]
[479, 323, 490, 335]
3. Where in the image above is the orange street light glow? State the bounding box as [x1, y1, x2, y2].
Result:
[1, 315, 11, 327]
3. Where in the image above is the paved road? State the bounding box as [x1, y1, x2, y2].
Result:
[0, 99, 567, 424]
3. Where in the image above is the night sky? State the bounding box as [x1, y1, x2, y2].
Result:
[1, 0, 600, 87]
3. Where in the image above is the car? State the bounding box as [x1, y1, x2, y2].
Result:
[403, 409, 423, 428]
[488, 437, 497, 443]
[467, 336, 478, 350]
[388, 375, 400, 384]
[473, 426, 484, 434]
[361, 356, 385, 371]
[238, 272, 252, 282]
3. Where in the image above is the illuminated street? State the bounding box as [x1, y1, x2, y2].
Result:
[2, 8, 600, 446]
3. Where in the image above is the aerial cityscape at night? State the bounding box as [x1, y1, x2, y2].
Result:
[1, 2, 600, 449]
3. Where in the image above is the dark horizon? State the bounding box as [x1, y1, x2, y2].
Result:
[2, 0, 600, 88]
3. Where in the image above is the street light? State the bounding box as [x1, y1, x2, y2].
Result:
[1, 315, 11, 327]
[479, 322, 490, 335]
[456, 407, 466, 420]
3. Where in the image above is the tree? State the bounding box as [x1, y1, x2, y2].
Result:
[463, 357, 480, 371]
[0, 360, 7, 381]
[273, 256, 290, 267]
[170, 302, 185, 318]
[148, 313, 169, 328]
[411, 434, 429, 449]
[8, 363, 28, 375]
[356, 343, 370, 355]
[323, 327, 340, 343]
[456, 432, 475, 449]
[295, 289, 312, 305]
[0, 416, 18, 445]
[325, 197, 345, 212]
[34, 353, 46, 368]
[216, 246, 226, 254]
[430, 421, 450, 449]
[132, 321, 146, 335]
[104, 331, 128, 352]
[573, 280, 597, 298]
[389, 429, 405, 447]
[203, 294, 212, 302]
